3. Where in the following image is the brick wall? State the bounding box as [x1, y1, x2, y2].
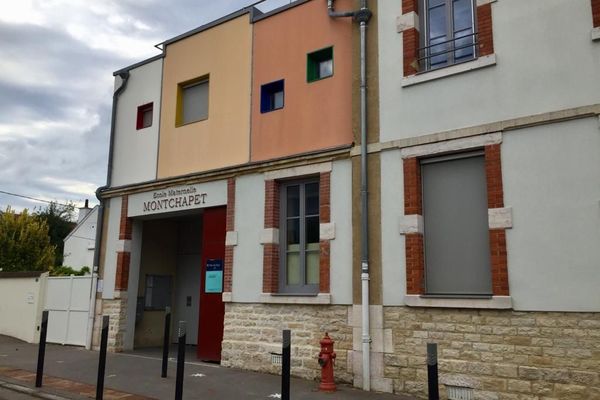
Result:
[384, 307, 600, 399]
[403, 158, 424, 294]
[224, 178, 235, 293]
[477, 3, 494, 57]
[116, 195, 131, 291]
[222, 303, 353, 383]
[593, 0, 600, 27]
[319, 172, 331, 293]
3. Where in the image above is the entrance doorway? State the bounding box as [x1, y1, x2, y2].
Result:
[132, 207, 226, 362]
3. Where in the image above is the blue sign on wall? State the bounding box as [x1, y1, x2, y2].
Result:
[205, 259, 223, 293]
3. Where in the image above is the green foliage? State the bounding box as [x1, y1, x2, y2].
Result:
[35, 202, 76, 266]
[49, 265, 91, 276]
[0, 207, 55, 272]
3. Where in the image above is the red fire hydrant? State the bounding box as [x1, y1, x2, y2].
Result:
[317, 332, 337, 392]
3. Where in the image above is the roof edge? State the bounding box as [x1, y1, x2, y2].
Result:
[113, 54, 164, 76]
[252, 0, 311, 23]
[160, 7, 259, 48]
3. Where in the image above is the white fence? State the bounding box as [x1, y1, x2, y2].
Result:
[0, 272, 48, 343]
[45, 275, 96, 347]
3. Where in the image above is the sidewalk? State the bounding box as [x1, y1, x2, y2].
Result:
[0, 336, 413, 400]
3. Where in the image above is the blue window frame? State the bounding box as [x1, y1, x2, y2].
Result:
[260, 80, 284, 113]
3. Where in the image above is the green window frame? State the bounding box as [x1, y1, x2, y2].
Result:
[307, 47, 334, 83]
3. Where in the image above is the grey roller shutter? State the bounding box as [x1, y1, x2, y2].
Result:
[182, 81, 209, 124]
[422, 153, 492, 295]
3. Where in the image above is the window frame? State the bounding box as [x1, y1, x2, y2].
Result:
[307, 46, 334, 83]
[136, 102, 153, 130]
[278, 177, 320, 294]
[144, 274, 172, 311]
[420, 150, 492, 297]
[176, 77, 209, 126]
[260, 79, 285, 113]
[419, 0, 477, 72]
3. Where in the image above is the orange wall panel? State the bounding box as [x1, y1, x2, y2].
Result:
[251, 0, 354, 161]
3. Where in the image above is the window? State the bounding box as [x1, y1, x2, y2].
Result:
[177, 79, 209, 125]
[420, 0, 476, 71]
[136, 102, 153, 130]
[260, 80, 284, 113]
[144, 275, 172, 310]
[421, 152, 492, 295]
[279, 179, 320, 293]
[307, 47, 334, 82]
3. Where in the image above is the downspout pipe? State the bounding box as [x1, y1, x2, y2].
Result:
[328, 0, 372, 391]
[88, 71, 130, 350]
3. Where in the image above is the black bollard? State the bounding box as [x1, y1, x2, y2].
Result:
[427, 343, 439, 400]
[175, 321, 186, 400]
[96, 315, 109, 400]
[161, 307, 171, 378]
[35, 310, 49, 388]
[282, 329, 291, 400]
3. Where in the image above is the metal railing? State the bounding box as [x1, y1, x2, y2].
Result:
[417, 32, 478, 72]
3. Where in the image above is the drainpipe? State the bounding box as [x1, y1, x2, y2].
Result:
[88, 72, 130, 350]
[327, 0, 372, 391]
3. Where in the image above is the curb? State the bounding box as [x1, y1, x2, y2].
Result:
[0, 380, 72, 400]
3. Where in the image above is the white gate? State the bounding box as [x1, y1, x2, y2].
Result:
[44, 275, 95, 346]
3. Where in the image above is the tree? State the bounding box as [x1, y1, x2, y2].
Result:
[35, 202, 76, 266]
[0, 207, 55, 272]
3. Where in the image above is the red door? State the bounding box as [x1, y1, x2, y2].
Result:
[197, 206, 226, 361]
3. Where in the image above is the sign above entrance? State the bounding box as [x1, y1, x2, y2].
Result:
[127, 181, 227, 217]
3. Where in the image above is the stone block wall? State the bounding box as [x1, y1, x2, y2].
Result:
[221, 303, 353, 383]
[384, 307, 600, 399]
[100, 294, 128, 352]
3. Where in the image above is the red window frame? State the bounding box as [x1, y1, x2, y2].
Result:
[136, 102, 153, 130]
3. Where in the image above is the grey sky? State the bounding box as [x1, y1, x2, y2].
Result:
[0, 0, 292, 214]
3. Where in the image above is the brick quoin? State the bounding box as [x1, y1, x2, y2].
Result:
[262, 244, 279, 293]
[262, 180, 280, 293]
[485, 144, 504, 209]
[403, 28, 420, 77]
[490, 229, 509, 295]
[319, 172, 331, 293]
[119, 196, 132, 240]
[593, 0, 600, 27]
[405, 234, 424, 294]
[477, 3, 494, 57]
[402, 0, 418, 14]
[403, 158, 422, 215]
[485, 144, 509, 295]
[224, 178, 236, 293]
[115, 251, 130, 291]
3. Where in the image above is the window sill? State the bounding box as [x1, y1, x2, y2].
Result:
[404, 294, 512, 309]
[175, 117, 208, 128]
[260, 293, 331, 305]
[592, 27, 600, 42]
[401, 54, 497, 87]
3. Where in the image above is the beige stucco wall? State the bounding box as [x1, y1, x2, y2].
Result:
[157, 14, 253, 178]
[0, 273, 48, 343]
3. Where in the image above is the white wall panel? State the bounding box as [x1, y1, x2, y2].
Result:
[503, 117, 600, 311]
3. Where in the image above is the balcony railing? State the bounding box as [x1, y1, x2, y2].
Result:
[417, 32, 478, 72]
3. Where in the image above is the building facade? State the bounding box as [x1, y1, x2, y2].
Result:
[94, 0, 600, 398]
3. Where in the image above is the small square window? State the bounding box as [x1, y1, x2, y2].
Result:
[307, 47, 334, 82]
[177, 78, 209, 126]
[136, 103, 153, 130]
[144, 275, 172, 310]
[260, 80, 284, 113]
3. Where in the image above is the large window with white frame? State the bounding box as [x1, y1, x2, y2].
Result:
[420, 0, 476, 71]
[279, 179, 320, 294]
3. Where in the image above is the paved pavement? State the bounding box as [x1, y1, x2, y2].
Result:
[0, 335, 413, 400]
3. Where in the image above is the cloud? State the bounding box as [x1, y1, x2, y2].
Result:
[0, 0, 298, 213]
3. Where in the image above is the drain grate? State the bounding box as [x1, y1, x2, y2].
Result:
[270, 352, 282, 365]
[446, 385, 474, 400]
